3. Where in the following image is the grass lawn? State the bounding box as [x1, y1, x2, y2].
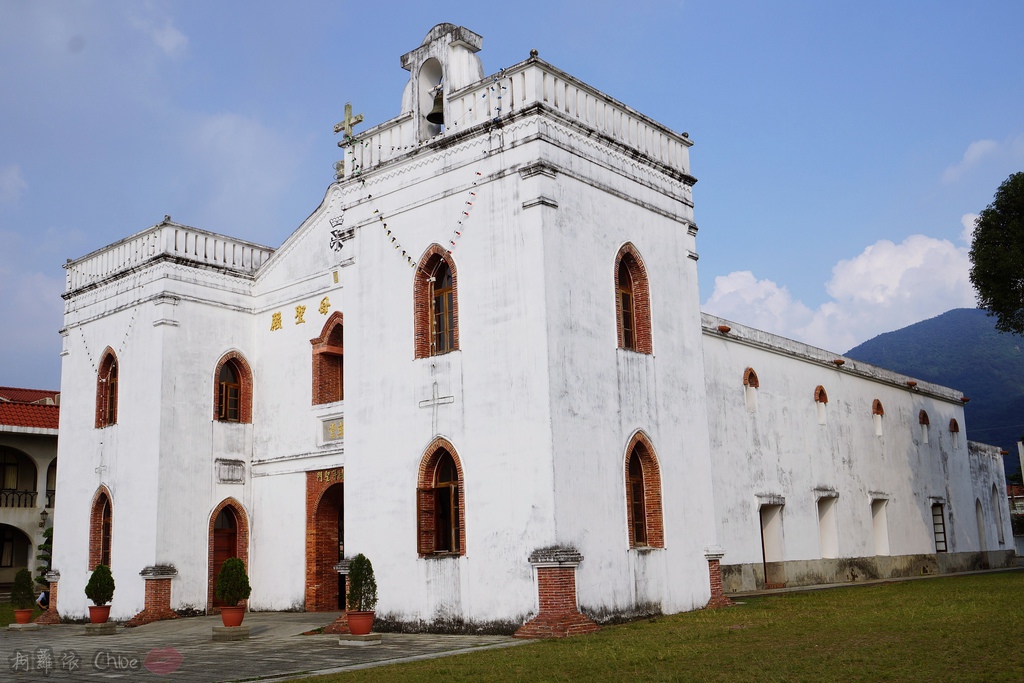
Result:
[0, 603, 44, 627]
[307, 571, 1024, 683]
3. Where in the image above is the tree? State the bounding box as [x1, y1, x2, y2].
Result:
[969, 172, 1024, 334]
[35, 527, 52, 589]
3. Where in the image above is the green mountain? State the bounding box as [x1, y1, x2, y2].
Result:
[845, 308, 1024, 479]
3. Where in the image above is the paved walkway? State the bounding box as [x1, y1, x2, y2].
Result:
[1, 612, 522, 682]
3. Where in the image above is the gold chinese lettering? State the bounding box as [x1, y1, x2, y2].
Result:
[319, 297, 331, 315]
[270, 312, 282, 331]
[295, 305, 306, 324]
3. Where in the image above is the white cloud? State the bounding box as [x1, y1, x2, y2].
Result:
[960, 213, 978, 245]
[942, 139, 999, 183]
[703, 234, 977, 352]
[0, 164, 28, 204]
[129, 9, 188, 58]
[179, 113, 300, 239]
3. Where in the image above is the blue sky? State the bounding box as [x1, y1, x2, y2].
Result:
[2, 1, 1023, 390]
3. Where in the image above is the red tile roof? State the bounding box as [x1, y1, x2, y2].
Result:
[0, 402, 60, 430]
[0, 387, 59, 404]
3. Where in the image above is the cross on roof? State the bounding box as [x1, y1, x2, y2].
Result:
[333, 102, 364, 138]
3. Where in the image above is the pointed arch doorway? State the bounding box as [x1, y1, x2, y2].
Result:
[306, 469, 345, 611]
[207, 499, 249, 611]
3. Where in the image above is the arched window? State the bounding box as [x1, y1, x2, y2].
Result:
[624, 433, 664, 549]
[213, 352, 253, 422]
[89, 488, 113, 569]
[416, 439, 466, 556]
[310, 313, 344, 405]
[872, 399, 884, 436]
[919, 410, 930, 444]
[949, 418, 960, 447]
[743, 367, 759, 412]
[614, 244, 652, 353]
[95, 349, 118, 428]
[45, 459, 56, 508]
[0, 448, 36, 508]
[414, 247, 459, 359]
[814, 385, 828, 425]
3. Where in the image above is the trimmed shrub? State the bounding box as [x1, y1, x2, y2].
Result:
[347, 553, 377, 612]
[85, 564, 115, 606]
[215, 558, 251, 606]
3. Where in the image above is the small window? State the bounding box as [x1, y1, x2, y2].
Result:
[90, 489, 113, 569]
[416, 440, 466, 556]
[311, 313, 344, 405]
[431, 260, 455, 355]
[414, 248, 459, 359]
[744, 368, 759, 412]
[614, 244, 652, 354]
[218, 364, 240, 421]
[949, 418, 960, 448]
[96, 349, 119, 428]
[931, 503, 947, 553]
[919, 410, 930, 444]
[213, 353, 253, 422]
[872, 399, 884, 436]
[814, 385, 828, 425]
[624, 434, 664, 549]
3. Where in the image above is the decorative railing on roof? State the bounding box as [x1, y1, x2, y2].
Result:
[65, 223, 274, 292]
[342, 60, 691, 179]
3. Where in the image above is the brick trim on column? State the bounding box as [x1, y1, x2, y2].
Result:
[207, 498, 249, 613]
[34, 570, 60, 625]
[212, 351, 254, 423]
[305, 468, 345, 611]
[413, 245, 459, 359]
[515, 547, 599, 639]
[624, 431, 665, 549]
[613, 243, 653, 354]
[127, 566, 180, 627]
[703, 546, 734, 609]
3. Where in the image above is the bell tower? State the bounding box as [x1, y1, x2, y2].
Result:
[399, 24, 484, 141]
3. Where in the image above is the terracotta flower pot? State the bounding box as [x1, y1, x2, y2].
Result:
[220, 605, 245, 628]
[346, 610, 374, 635]
[13, 609, 33, 625]
[89, 605, 111, 624]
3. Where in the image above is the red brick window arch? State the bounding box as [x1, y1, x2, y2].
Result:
[88, 486, 113, 570]
[416, 438, 466, 556]
[95, 348, 119, 428]
[213, 352, 253, 423]
[949, 418, 959, 433]
[414, 246, 459, 359]
[614, 244, 652, 353]
[310, 312, 344, 405]
[624, 432, 664, 549]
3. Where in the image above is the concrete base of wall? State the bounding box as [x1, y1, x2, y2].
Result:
[721, 550, 1016, 593]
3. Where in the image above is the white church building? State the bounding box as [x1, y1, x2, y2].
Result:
[50, 24, 1013, 635]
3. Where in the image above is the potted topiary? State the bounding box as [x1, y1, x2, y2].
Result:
[215, 558, 251, 627]
[345, 553, 377, 635]
[85, 564, 115, 624]
[10, 568, 36, 624]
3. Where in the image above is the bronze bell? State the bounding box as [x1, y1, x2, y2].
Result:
[426, 93, 444, 125]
